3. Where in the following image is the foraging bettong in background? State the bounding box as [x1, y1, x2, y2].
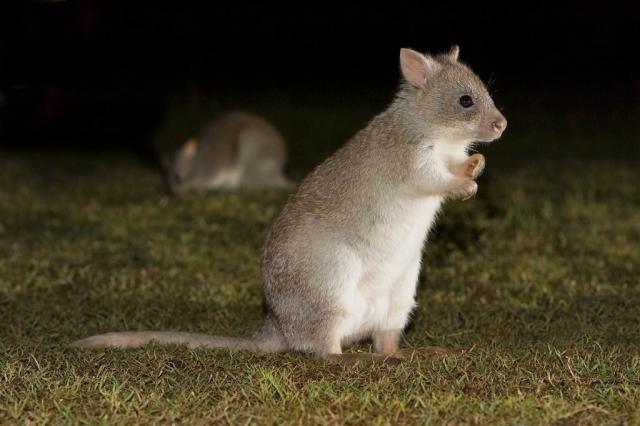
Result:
[169, 110, 291, 194]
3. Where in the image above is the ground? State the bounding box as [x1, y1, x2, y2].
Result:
[1, 94, 639, 424]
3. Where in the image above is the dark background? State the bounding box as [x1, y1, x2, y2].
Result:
[0, 1, 638, 149]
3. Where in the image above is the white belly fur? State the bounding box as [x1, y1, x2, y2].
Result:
[206, 166, 244, 190]
[338, 195, 443, 342]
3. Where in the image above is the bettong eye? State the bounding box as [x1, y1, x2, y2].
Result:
[459, 95, 474, 108]
[172, 174, 182, 184]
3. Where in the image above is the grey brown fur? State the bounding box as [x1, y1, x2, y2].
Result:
[169, 110, 291, 194]
[72, 46, 507, 364]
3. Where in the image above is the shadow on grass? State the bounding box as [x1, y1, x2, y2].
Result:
[2, 271, 638, 356]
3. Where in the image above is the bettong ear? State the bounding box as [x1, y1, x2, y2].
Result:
[180, 139, 198, 159]
[399, 48, 440, 90]
[447, 45, 460, 61]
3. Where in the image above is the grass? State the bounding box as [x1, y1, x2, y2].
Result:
[1, 94, 639, 424]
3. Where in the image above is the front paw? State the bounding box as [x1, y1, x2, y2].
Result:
[464, 153, 485, 179]
[447, 179, 478, 200]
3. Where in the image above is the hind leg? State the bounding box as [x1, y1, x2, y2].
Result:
[268, 242, 398, 364]
[373, 256, 452, 361]
[373, 326, 451, 361]
[300, 310, 399, 365]
[321, 353, 401, 365]
[392, 346, 453, 360]
[276, 309, 398, 365]
[371, 257, 420, 357]
[317, 329, 401, 365]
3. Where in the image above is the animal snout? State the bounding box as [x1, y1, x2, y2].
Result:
[491, 117, 507, 133]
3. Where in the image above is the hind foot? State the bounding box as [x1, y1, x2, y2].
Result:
[392, 346, 456, 361]
[321, 353, 402, 366]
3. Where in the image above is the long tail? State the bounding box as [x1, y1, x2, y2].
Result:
[69, 319, 288, 352]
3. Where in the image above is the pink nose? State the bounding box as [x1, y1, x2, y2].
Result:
[492, 118, 507, 133]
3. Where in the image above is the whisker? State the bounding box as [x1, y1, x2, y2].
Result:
[487, 72, 498, 96]
[487, 72, 496, 89]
